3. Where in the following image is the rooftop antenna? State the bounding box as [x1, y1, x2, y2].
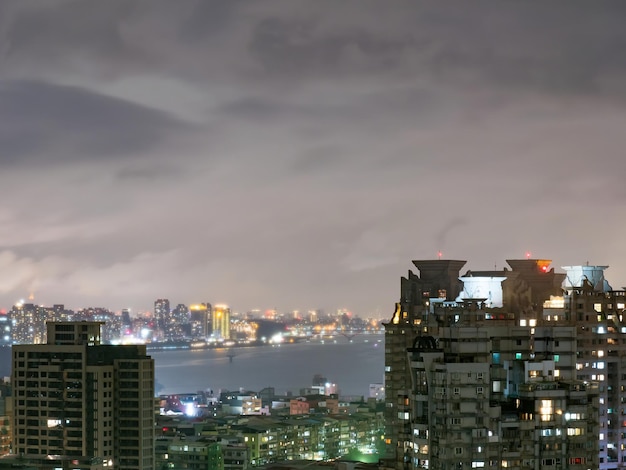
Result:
[526, 251, 531, 260]
[438, 251, 442, 260]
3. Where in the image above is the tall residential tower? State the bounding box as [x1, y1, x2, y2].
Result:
[11, 321, 155, 469]
[382, 258, 607, 470]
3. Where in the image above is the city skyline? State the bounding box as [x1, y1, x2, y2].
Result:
[1, 297, 366, 318]
[1, 2, 626, 317]
[0, 256, 621, 319]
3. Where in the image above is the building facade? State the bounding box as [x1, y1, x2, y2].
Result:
[212, 305, 231, 340]
[154, 299, 170, 335]
[11, 321, 155, 470]
[383, 258, 607, 470]
[559, 265, 626, 469]
[190, 303, 212, 339]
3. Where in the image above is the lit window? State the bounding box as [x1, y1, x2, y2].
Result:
[540, 400, 553, 421]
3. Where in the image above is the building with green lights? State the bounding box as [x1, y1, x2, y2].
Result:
[383, 259, 615, 470]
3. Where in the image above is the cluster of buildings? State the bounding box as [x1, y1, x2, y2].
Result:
[153, 300, 231, 342]
[7, 254, 626, 470]
[154, 408, 383, 468]
[1, 302, 231, 346]
[2, 305, 123, 345]
[383, 258, 625, 470]
[2, 301, 378, 347]
[0, 319, 383, 469]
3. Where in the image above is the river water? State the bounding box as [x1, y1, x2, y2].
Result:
[153, 334, 385, 398]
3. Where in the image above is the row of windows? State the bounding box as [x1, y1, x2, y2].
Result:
[434, 386, 486, 397]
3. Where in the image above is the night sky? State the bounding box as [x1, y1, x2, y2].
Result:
[1, 1, 626, 317]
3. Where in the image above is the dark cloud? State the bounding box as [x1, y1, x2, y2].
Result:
[1, 1, 626, 315]
[115, 164, 185, 182]
[291, 145, 343, 174]
[4, 1, 626, 97]
[248, 17, 414, 77]
[2, 0, 135, 69]
[0, 80, 194, 165]
[177, 0, 243, 42]
[218, 96, 298, 120]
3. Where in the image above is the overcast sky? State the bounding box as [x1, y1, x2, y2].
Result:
[1, 1, 626, 317]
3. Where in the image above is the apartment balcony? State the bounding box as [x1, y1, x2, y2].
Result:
[501, 447, 521, 458]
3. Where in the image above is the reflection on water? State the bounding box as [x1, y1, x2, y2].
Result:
[153, 336, 384, 397]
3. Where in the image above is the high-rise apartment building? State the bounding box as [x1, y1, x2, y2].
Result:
[558, 265, 626, 469]
[189, 303, 211, 339]
[212, 305, 231, 340]
[171, 303, 191, 339]
[121, 309, 132, 332]
[11, 321, 155, 469]
[384, 258, 609, 470]
[154, 299, 170, 333]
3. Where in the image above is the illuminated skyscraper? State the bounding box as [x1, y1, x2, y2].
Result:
[154, 298, 170, 332]
[121, 308, 132, 330]
[189, 303, 211, 338]
[212, 304, 231, 340]
[11, 322, 155, 469]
